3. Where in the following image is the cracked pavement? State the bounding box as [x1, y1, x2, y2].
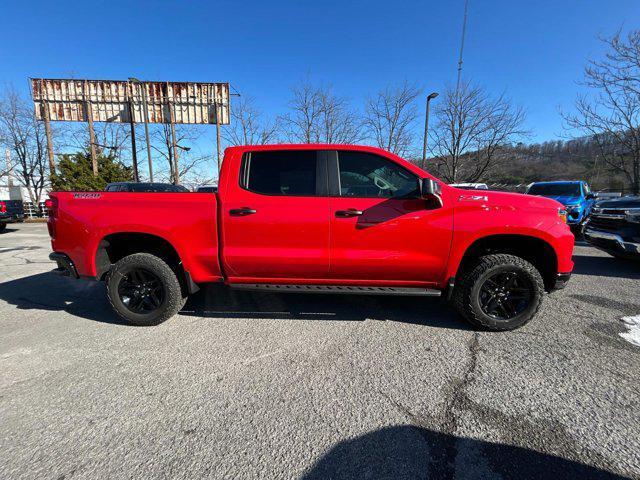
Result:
[1, 223, 639, 479]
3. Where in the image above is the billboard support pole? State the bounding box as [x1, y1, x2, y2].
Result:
[215, 100, 222, 173]
[128, 103, 139, 182]
[42, 101, 55, 179]
[137, 81, 154, 182]
[5, 148, 13, 188]
[167, 82, 179, 185]
[83, 82, 99, 176]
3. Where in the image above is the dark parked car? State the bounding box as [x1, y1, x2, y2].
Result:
[105, 182, 189, 192]
[0, 200, 25, 232]
[584, 196, 640, 259]
[196, 185, 218, 193]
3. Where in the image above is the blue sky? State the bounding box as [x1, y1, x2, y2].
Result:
[1, 0, 638, 150]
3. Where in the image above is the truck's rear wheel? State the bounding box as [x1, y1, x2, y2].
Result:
[106, 253, 185, 326]
[0, 223, 7, 232]
[453, 254, 544, 331]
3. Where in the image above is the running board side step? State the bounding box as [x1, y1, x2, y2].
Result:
[230, 284, 441, 296]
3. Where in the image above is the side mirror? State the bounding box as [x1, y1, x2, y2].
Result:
[586, 193, 596, 200]
[419, 178, 443, 207]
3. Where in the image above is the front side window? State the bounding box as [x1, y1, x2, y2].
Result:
[245, 151, 317, 196]
[337, 151, 418, 198]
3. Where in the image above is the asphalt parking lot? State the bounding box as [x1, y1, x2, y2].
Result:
[1, 222, 639, 479]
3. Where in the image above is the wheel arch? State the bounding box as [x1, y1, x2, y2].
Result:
[95, 231, 199, 293]
[454, 234, 558, 291]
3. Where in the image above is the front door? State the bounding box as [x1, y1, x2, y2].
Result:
[221, 149, 331, 280]
[328, 150, 453, 284]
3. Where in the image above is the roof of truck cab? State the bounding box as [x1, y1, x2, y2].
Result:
[226, 144, 399, 154]
[530, 180, 583, 185]
[222, 144, 434, 181]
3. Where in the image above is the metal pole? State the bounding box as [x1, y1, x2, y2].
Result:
[421, 99, 432, 170]
[139, 82, 154, 182]
[456, 0, 470, 92]
[128, 84, 139, 182]
[167, 82, 179, 185]
[5, 148, 13, 188]
[128, 102, 139, 182]
[84, 82, 98, 176]
[421, 94, 438, 170]
[215, 100, 222, 173]
[42, 101, 55, 179]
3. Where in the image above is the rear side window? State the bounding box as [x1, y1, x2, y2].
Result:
[337, 151, 418, 198]
[244, 151, 317, 196]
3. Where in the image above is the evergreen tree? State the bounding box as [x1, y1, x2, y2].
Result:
[52, 150, 133, 191]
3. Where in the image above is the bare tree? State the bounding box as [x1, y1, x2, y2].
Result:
[564, 30, 640, 194]
[151, 123, 209, 184]
[430, 82, 526, 183]
[363, 81, 422, 156]
[0, 88, 50, 203]
[223, 96, 279, 146]
[66, 122, 131, 163]
[281, 80, 362, 144]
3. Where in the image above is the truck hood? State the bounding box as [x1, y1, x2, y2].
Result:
[532, 194, 582, 206]
[453, 189, 563, 210]
[595, 196, 640, 209]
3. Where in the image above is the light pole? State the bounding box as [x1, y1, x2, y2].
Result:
[129, 77, 154, 182]
[421, 92, 439, 170]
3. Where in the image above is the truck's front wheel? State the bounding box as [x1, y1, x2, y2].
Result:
[453, 254, 544, 331]
[106, 253, 186, 326]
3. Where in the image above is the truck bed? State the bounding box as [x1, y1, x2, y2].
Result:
[48, 192, 222, 282]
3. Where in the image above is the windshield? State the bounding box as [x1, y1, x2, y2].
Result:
[528, 183, 581, 196]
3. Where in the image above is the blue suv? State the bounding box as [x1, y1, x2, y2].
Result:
[526, 181, 596, 232]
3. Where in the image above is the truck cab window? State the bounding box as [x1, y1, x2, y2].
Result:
[245, 151, 317, 196]
[337, 151, 418, 198]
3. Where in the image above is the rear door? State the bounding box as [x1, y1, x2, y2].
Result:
[221, 149, 331, 280]
[328, 150, 453, 284]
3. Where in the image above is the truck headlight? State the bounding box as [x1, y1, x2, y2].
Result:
[558, 208, 568, 223]
[627, 212, 640, 223]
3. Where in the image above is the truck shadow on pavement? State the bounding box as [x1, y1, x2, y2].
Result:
[0, 272, 469, 330]
[571, 253, 640, 279]
[301, 425, 627, 480]
[181, 284, 470, 330]
[0, 272, 121, 324]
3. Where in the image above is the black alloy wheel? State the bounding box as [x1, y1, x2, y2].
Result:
[478, 271, 533, 320]
[117, 268, 165, 314]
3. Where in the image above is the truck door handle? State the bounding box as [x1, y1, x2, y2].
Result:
[230, 207, 257, 216]
[335, 209, 364, 218]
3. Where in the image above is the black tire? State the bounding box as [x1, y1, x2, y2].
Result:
[453, 254, 545, 331]
[0, 223, 6, 232]
[106, 253, 186, 326]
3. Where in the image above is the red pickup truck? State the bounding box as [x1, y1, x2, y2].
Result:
[47, 145, 574, 331]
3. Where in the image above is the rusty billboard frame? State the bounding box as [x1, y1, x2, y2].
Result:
[29, 77, 230, 183]
[31, 78, 229, 125]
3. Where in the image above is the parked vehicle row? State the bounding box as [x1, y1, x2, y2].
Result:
[583, 196, 640, 260]
[46, 145, 574, 331]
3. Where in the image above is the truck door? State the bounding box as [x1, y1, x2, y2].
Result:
[328, 150, 453, 284]
[221, 149, 331, 280]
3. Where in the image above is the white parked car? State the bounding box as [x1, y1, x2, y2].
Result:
[450, 183, 489, 190]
